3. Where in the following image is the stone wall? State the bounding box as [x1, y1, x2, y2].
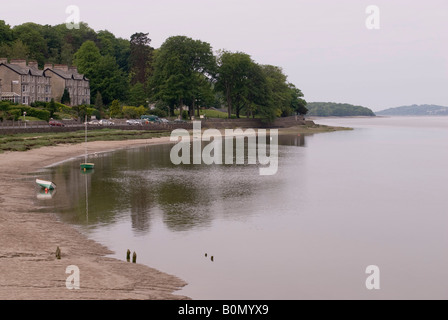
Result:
[0, 122, 192, 135]
[0, 116, 314, 135]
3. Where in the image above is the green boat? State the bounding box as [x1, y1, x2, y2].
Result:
[36, 179, 56, 190]
[80, 163, 95, 170]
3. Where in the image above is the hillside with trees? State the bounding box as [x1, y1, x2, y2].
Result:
[0, 20, 308, 122]
[307, 102, 375, 117]
[375, 105, 448, 116]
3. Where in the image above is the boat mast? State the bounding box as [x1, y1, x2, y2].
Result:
[85, 115, 87, 163]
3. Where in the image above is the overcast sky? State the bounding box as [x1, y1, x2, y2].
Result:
[2, 0, 448, 111]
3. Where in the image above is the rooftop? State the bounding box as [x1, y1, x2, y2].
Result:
[0, 61, 88, 81]
[0, 62, 47, 77]
[44, 67, 88, 81]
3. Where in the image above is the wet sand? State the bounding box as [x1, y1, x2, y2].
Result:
[0, 137, 190, 300]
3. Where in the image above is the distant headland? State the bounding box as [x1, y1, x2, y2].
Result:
[306, 102, 375, 117]
[375, 104, 448, 116]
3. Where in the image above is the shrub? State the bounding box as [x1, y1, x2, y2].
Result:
[0, 101, 11, 111]
[9, 106, 50, 121]
[122, 105, 147, 119]
[30, 101, 48, 108]
[150, 107, 168, 118]
[87, 107, 97, 117]
[61, 88, 70, 105]
[8, 109, 21, 121]
[56, 102, 73, 114]
[109, 100, 122, 118]
[136, 105, 147, 118]
[122, 106, 139, 119]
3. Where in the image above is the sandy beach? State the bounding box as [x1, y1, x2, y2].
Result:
[0, 136, 190, 300]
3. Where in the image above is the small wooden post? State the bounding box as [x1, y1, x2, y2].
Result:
[55, 246, 61, 259]
[132, 251, 137, 263]
[126, 249, 131, 262]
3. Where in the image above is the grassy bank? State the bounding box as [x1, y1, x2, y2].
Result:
[0, 129, 171, 153]
[0, 123, 352, 153]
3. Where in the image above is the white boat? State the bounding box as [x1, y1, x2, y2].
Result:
[36, 179, 56, 190]
[36, 189, 56, 200]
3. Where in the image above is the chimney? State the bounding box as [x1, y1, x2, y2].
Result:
[0, 58, 7, 64]
[53, 64, 69, 71]
[44, 63, 53, 70]
[69, 66, 78, 73]
[28, 60, 38, 69]
[10, 59, 27, 68]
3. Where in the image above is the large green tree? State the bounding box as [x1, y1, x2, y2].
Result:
[13, 23, 47, 65]
[0, 20, 13, 44]
[261, 65, 291, 118]
[128, 82, 147, 107]
[74, 41, 128, 105]
[215, 51, 305, 122]
[0, 39, 29, 59]
[94, 55, 129, 105]
[73, 40, 102, 74]
[288, 83, 308, 115]
[97, 30, 130, 72]
[216, 51, 267, 119]
[94, 91, 104, 118]
[129, 32, 153, 85]
[191, 73, 215, 117]
[148, 36, 216, 117]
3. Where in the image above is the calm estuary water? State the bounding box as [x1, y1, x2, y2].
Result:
[38, 116, 448, 299]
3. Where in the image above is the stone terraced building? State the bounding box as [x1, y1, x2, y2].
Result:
[43, 64, 90, 106]
[0, 58, 90, 106]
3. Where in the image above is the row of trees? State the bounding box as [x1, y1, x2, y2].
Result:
[147, 36, 308, 121]
[0, 20, 308, 121]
